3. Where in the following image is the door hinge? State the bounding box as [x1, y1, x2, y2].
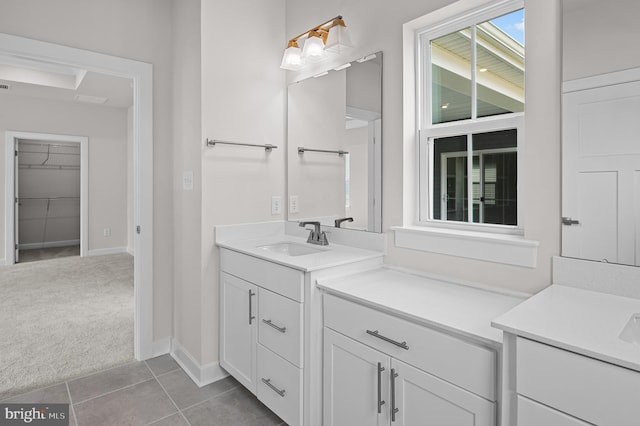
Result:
[561, 217, 580, 226]
[136, 225, 141, 234]
[15, 243, 18, 249]
[15, 150, 18, 157]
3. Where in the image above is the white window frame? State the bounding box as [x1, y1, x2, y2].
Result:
[417, 0, 525, 235]
[393, 0, 538, 268]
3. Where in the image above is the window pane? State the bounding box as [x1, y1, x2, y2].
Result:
[433, 135, 468, 221]
[431, 28, 472, 124]
[476, 9, 525, 118]
[472, 130, 517, 225]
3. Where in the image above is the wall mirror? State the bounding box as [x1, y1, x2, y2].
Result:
[287, 51, 382, 232]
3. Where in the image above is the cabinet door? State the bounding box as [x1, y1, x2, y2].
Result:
[220, 272, 258, 394]
[324, 328, 389, 426]
[393, 359, 495, 426]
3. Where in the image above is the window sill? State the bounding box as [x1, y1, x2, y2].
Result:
[391, 225, 539, 268]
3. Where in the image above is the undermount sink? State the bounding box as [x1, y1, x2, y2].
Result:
[258, 242, 325, 257]
[619, 313, 640, 345]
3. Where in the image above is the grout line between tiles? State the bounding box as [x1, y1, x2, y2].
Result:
[72, 377, 156, 407]
[149, 369, 192, 426]
[177, 384, 240, 413]
[64, 382, 78, 426]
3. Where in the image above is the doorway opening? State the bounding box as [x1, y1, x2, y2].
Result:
[1, 32, 154, 363]
[12, 134, 88, 263]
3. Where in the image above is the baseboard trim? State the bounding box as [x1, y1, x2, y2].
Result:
[19, 240, 80, 250]
[126, 246, 134, 256]
[170, 338, 228, 387]
[87, 247, 128, 256]
[152, 337, 171, 357]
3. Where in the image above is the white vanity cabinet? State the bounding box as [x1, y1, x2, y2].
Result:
[220, 249, 305, 426]
[219, 245, 384, 426]
[514, 336, 640, 426]
[323, 293, 498, 426]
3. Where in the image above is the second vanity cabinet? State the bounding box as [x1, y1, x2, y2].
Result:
[323, 294, 496, 426]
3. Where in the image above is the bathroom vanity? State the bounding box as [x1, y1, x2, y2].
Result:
[216, 222, 384, 426]
[317, 267, 523, 426]
[492, 258, 640, 426]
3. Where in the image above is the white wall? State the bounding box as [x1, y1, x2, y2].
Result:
[563, 0, 640, 81]
[286, 0, 563, 295]
[172, 0, 204, 364]
[0, 0, 174, 342]
[199, 0, 286, 366]
[0, 96, 128, 253]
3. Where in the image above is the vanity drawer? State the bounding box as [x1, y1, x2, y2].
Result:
[518, 396, 590, 426]
[220, 248, 304, 302]
[517, 337, 640, 426]
[257, 344, 302, 426]
[258, 287, 303, 367]
[323, 294, 496, 401]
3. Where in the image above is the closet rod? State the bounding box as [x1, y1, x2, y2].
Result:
[206, 138, 277, 152]
[18, 141, 80, 150]
[19, 165, 80, 170]
[298, 147, 349, 156]
[17, 196, 80, 200]
[19, 150, 81, 156]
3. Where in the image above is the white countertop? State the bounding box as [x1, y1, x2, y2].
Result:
[492, 285, 640, 372]
[317, 267, 524, 345]
[216, 235, 383, 272]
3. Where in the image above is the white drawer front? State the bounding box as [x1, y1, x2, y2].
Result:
[517, 337, 640, 426]
[324, 294, 496, 401]
[518, 396, 590, 426]
[258, 287, 303, 367]
[257, 344, 302, 426]
[221, 248, 304, 302]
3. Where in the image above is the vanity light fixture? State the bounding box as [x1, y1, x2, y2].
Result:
[280, 15, 352, 71]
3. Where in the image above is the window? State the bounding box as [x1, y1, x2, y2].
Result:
[418, 4, 524, 232]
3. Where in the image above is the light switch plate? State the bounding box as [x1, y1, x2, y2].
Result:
[271, 196, 282, 215]
[183, 171, 193, 190]
[289, 195, 299, 214]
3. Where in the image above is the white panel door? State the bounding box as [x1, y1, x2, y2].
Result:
[562, 80, 640, 265]
[323, 327, 389, 426]
[393, 359, 495, 426]
[220, 272, 258, 394]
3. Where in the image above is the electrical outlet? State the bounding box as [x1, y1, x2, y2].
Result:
[289, 195, 299, 214]
[271, 196, 282, 215]
[103, 227, 111, 237]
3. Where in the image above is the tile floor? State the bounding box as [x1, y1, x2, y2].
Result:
[2, 355, 285, 426]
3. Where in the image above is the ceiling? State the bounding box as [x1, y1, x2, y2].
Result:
[0, 55, 133, 109]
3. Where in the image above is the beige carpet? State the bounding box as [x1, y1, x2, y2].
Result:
[0, 253, 134, 400]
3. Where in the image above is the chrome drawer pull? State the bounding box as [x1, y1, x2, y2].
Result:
[390, 368, 399, 422]
[262, 319, 287, 333]
[377, 362, 386, 414]
[366, 330, 410, 350]
[248, 290, 256, 325]
[261, 378, 286, 397]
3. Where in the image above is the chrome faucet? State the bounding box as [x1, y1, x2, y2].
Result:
[334, 217, 354, 228]
[299, 221, 329, 246]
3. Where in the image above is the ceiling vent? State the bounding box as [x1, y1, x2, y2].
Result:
[0, 83, 10, 90]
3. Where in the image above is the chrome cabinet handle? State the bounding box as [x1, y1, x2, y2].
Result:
[390, 368, 399, 422]
[366, 330, 410, 350]
[377, 362, 386, 414]
[261, 378, 286, 397]
[248, 290, 256, 325]
[262, 319, 286, 333]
